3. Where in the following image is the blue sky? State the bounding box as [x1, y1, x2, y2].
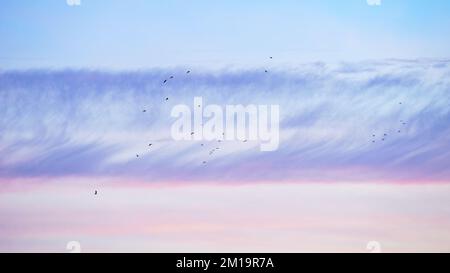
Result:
[1, 0, 450, 69]
[2, 1, 450, 253]
[2, 60, 450, 182]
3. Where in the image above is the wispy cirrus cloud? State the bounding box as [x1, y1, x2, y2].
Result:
[1, 59, 450, 183]
[367, 0, 382, 6]
[66, 0, 81, 7]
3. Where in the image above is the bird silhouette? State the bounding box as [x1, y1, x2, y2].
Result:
[94, 190, 98, 195]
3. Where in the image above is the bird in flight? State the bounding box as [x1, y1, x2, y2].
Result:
[165, 97, 169, 101]
[94, 190, 98, 195]
[163, 79, 167, 84]
[186, 70, 191, 74]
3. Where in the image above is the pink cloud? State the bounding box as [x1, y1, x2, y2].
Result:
[1, 178, 450, 252]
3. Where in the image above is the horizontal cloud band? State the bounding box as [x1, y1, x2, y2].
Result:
[1, 59, 450, 183]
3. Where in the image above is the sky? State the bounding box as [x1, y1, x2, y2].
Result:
[1, 0, 450, 252]
[2, 60, 450, 183]
[1, 0, 450, 69]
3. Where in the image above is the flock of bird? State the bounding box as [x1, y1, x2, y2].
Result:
[371, 102, 407, 143]
[94, 57, 406, 195]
